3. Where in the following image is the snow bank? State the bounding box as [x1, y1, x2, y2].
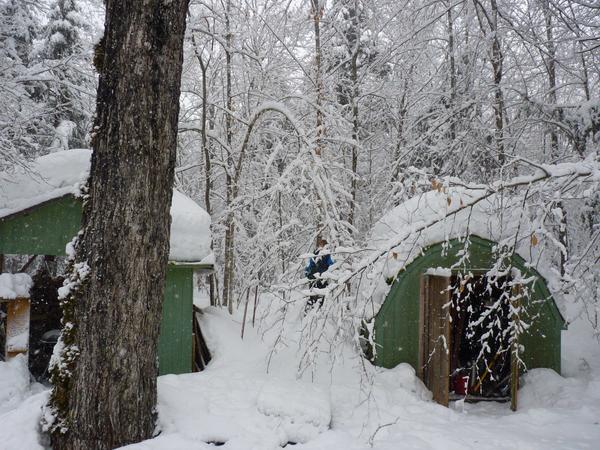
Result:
[257, 381, 331, 443]
[518, 368, 590, 409]
[0, 355, 30, 414]
[1, 299, 600, 450]
[0, 149, 212, 262]
[0, 391, 47, 450]
[0, 273, 32, 299]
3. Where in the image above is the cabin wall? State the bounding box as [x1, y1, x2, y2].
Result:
[519, 279, 562, 372]
[158, 266, 193, 375]
[0, 196, 82, 256]
[374, 236, 563, 374]
[0, 196, 195, 375]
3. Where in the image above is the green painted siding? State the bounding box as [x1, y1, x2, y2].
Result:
[374, 235, 563, 374]
[158, 266, 193, 375]
[1, 195, 195, 375]
[0, 196, 82, 256]
[519, 279, 562, 371]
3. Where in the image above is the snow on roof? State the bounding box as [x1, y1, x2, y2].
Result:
[0, 149, 212, 263]
[364, 187, 557, 317]
[0, 149, 90, 218]
[0, 273, 32, 299]
[371, 187, 513, 272]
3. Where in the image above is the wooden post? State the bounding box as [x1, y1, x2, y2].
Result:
[4, 298, 31, 360]
[251, 284, 259, 327]
[510, 285, 522, 412]
[192, 330, 197, 372]
[418, 275, 427, 382]
[419, 274, 451, 407]
[241, 288, 250, 339]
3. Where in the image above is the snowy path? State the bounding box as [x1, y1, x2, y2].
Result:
[1, 306, 599, 450]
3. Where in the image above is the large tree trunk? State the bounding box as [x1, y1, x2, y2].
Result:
[45, 1, 189, 449]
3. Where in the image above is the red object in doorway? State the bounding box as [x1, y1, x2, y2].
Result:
[454, 374, 469, 395]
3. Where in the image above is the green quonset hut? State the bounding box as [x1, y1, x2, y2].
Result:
[367, 188, 566, 407]
[374, 236, 566, 370]
[0, 149, 213, 375]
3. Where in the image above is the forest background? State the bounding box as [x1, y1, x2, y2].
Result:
[1, 0, 599, 339]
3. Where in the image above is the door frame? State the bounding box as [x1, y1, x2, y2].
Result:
[418, 271, 520, 410]
[418, 273, 451, 407]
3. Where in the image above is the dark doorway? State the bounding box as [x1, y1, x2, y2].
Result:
[419, 273, 518, 408]
[0, 255, 63, 381]
[449, 274, 512, 402]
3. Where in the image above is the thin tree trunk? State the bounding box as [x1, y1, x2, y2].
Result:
[541, 0, 568, 276]
[447, 1, 457, 143]
[192, 33, 216, 307]
[223, 0, 235, 314]
[490, 0, 505, 168]
[391, 72, 411, 185]
[542, 0, 559, 158]
[46, 1, 189, 449]
[348, 3, 360, 228]
[277, 186, 286, 276]
[311, 0, 325, 158]
[580, 51, 590, 102]
[311, 0, 325, 243]
[475, 0, 505, 170]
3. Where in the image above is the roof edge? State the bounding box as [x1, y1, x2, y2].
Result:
[1, 194, 215, 266]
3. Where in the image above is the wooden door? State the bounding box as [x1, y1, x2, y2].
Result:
[419, 274, 451, 406]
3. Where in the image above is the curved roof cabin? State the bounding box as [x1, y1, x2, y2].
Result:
[366, 188, 566, 408]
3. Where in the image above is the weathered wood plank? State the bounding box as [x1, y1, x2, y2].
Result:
[5, 298, 30, 359]
[421, 274, 450, 407]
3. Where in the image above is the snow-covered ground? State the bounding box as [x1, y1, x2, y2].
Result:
[1, 296, 599, 450]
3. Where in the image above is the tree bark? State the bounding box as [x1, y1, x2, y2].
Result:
[46, 1, 189, 449]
